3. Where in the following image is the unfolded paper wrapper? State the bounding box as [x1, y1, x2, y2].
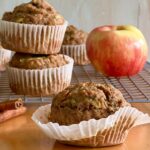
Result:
[7, 55, 74, 96]
[32, 104, 150, 147]
[0, 20, 68, 54]
[0, 47, 12, 71]
[61, 44, 90, 65]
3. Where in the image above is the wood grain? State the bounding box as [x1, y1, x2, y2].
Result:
[0, 103, 150, 150]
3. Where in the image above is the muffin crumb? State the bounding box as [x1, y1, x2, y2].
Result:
[10, 53, 68, 69]
[50, 82, 130, 125]
[63, 25, 88, 45]
[2, 0, 65, 25]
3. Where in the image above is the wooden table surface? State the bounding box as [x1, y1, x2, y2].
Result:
[0, 103, 150, 150]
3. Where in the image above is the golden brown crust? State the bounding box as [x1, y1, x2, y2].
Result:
[63, 25, 88, 45]
[2, 0, 65, 25]
[10, 53, 68, 69]
[50, 82, 130, 125]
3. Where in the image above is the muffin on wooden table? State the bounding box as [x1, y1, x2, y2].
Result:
[7, 53, 74, 96]
[61, 25, 90, 65]
[32, 82, 150, 147]
[48, 82, 132, 146]
[0, 0, 68, 54]
[0, 45, 12, 71]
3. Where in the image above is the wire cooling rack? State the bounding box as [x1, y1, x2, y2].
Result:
[0, 63, 150, 103]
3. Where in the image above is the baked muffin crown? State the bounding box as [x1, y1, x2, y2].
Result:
[10, 53, 68, 69]
[52, 82, 129, 110]
[63, 25, 88, 45]
[2, 0, 65, 25]
[50, 82, 130, 125]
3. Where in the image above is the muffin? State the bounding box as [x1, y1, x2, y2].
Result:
[32, 82, 150, 147]
[49, 82, 131, 146]
[50, 82, 130, 125]
[61, 25, 90, 65]
[7, 53, 74, 96]
[0, 0, 68, 54]
[0, 45, 12, 71]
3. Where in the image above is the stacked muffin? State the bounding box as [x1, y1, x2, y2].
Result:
[0, 0, 74, 96]
[61, 25, 90, 65]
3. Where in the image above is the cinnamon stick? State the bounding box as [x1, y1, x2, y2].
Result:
[0, 98, 23, 112]
[0, 107, 27, 123]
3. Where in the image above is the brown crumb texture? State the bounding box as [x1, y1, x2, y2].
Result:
[2, 0, 65, 25]
[63, 25, 88, 45]
[50, 82, 130, 125]
[10, 53, 68, 69]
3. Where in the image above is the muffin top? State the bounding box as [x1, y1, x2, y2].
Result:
[2, 0, 65, 25]
[50, 82, 130, 125]
[62, 25, 88, 45]
[10, 53, 68, 69]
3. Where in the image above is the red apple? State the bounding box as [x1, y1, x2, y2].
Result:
[86, 25, 148, 77]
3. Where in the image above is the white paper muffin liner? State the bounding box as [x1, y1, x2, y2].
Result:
[7, 55, 74, 96]
[0, 47, 12, 71]
[0, 20, 68, 54]
[32, 104, 150, 147]
[61, 44, 90, 65]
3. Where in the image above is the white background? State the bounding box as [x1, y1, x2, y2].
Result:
[0, 0, 150, 60]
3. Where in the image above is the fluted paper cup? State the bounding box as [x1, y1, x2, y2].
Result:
[61, 44, 90, 65]
[0, 47, 12, 71]
[7, 55, 74, 96]
[32, 104, 150, 147]
[0, 20, 68, 54]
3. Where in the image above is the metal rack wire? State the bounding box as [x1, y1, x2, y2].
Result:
[0, 63, 150, 103]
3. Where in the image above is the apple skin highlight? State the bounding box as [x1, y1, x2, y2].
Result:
[86, 25, 148, 77]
